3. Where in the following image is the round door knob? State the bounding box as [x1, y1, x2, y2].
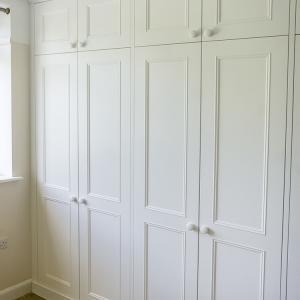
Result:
[199, 225, 210, 234]
[186, 222, 198, 232]
[189, 29, 200, 38]
[80, 40, 87, 47]
[203, 29, 214, 38]
[70, 41, 77, 48]
[70, 196, 78, 203]
[80, 198, 88, 205]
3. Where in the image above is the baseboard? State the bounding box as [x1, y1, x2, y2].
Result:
[32, 282, 72, 300]
[0, 279, 32, 300]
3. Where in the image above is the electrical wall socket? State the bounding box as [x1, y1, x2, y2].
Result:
[0, 237, 8, 250]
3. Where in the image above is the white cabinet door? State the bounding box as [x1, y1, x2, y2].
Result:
[135, 0, 202, 46]
[199, 36, 288, 300]
[34, 0, 77, 55]
[287, 36, 300, 300]
[202, 0, 289, 41]
[134, 43, 201, 300]
[78, 0, 130, 51]
[35, 53, 79, 299]
[78, 49, 131, 300]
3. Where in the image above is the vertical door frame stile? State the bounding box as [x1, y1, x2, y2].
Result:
[130, 0, 135, 298]
[30, 0, 38, 284]
[76, 0, 80, 299]
[197, 0, 204, 299]
[281, 0, 297, 299]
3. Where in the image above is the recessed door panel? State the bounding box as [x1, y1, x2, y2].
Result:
[146, 58, 187, 215]
[213, 241, 265, 300]
[78, 0, 130, 51]
[89, 210, 121, 300]
[34, 0, 77, 54]
[134, 43, 201, 300]
[35, 53, 79, 298]
[213, 53, 271, 233]
[199, 36, 288, 299]
[79, 48, 131, 300]
[43, 64, 70, 190]
[145, 224, 185, 300]
[135, 0, 202, 46]
[41, 198, 72, 287]
[88, 62, 121, 201]
[202, 0, 289, 41]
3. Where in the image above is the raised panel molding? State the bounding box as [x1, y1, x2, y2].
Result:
[216, 0, 273, 24]
[42, 10, 70, 42]
[86, 2, 121, 37]
[87, 208, 121, 300]
[39, 197, 72, 289]
[212, 240, 265, 300]
[145, 0, 189, 31]
[144, 58, 188, 217]
[144, 223, 186, 300]
[86, 61, 122, 203]
[42, 64, 71, 191]
[212, 53, 271, 234]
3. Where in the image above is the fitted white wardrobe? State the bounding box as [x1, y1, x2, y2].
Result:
[29, 0, 299, 299]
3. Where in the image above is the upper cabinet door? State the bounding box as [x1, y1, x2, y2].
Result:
[135, 0, 202, 46]
[78, 0, 131, 51]
[202, 0, 290, 41]
[34, 0, 77, 55]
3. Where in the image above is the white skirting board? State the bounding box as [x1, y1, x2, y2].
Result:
[0, 279, 32, 300]
[32, 282, 72, 300]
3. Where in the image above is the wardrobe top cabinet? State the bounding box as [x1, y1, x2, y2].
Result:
[135, 0, 290, 46]
[32, 0, 130, 55]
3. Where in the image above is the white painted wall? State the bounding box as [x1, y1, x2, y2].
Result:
[0, 0, 31, 292]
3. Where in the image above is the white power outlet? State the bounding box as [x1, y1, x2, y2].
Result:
[0, 237, 8, 250]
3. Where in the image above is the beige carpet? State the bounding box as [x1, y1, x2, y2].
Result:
[16, 294, 45, 300]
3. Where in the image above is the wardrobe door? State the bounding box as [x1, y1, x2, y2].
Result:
[35, 53, 79, 299]
[199, 36, 288, 300]
[134, 43, 201, 300]
[202, 0, 289, 41]
[34, 0, 77, 55]
[287, 36, 300, 300]
[78, 0, 130, 51]
[78, 49, 131, 300]
[135, 0, 202, 46]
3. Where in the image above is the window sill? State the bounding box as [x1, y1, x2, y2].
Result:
[0, 176, 24, 184]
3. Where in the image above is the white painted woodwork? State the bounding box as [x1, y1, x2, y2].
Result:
[35, 53, 79, 298]
[287, 36, 300, 300]
[199, 36, 288, 299]
[78, 0, 130, 51]
[297, 0, 300, 34]
[34, 0, 77, 54]
[134, 43, 201, 300]
[135, 0, 202, 46]
[202, 0, 289, 41]
[78, 49, 131, 300]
